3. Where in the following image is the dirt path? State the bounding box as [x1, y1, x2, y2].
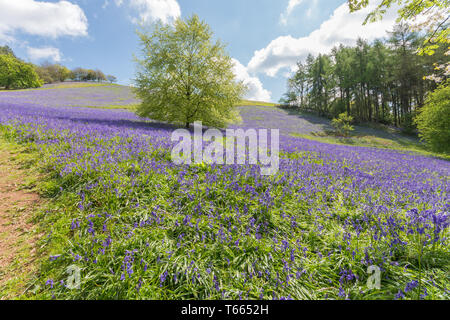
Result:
[0, 145, 41, 298]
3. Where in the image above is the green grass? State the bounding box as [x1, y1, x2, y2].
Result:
[42, 82, 119, 89]
[1, 84, 448, 300]
[239, 100, 278, 107]
[0, 123, 448, 300]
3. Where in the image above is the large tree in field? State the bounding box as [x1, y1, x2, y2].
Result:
[134, 15, 246, 128]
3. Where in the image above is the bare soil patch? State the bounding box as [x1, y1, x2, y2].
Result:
[0, 146, 41, 298]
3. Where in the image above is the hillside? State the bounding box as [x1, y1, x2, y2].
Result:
[1, 82, 434, 157]
[0, 82, 449, 300]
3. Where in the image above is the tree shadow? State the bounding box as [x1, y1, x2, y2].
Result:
[53, 116, 181, 133]
[279, 107, 334, 128]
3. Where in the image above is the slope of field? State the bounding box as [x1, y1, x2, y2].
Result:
[1, 82, 278, 110]
[0, 82, 140, 109]
[236, 105, 441, 158]
[0, 83, 449, 300]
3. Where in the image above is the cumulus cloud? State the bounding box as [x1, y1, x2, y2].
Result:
[130, 0, 181, 24]
[232, 58, 271, 102]
[250, 3, 399, 77]
[27, 46, 62, 62]
[0, 0, 88, 42]
[112, 0, 181, 24]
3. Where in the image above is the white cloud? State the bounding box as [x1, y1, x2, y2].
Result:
[112, 0, 181, 24]
[27, 46, 62, 62]
[0, 0, 88, 41]
[251, 3, 399, 77]
[232, 58, 272, 102]
[280, 0, 304, 25]
[130, 0, 181, 24]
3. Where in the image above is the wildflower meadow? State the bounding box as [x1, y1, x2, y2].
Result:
[0, 84, 448, 300]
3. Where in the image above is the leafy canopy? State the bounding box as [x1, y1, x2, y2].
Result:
[0, 45, 16, 57]
[415, 81, 450, 153]
[332, 112, 355, 137]
[0, 54, 43, 90]
[35, 62, 71, 84]
[348, 0, 449, 56]
[134, 15, 246, 128]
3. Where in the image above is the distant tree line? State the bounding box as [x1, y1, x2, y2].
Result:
[280, 24, 448, 131]
[35, 62, 71, 84]
[0, 45, 117, 89]
[36, 65, 117, 84]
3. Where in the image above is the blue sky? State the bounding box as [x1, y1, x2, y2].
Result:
[0, 0, 400, 102]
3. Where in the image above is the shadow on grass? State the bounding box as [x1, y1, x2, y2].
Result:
[54, 116, 181, 133]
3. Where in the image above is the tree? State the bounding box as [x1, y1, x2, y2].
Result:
[332, 112, 355, 137]
[282, 23, 444, 128]
[95, 69, 106, 82]
[35, 62, 71, 83]
[35, 65, 54, 84]
[348, 0, 449, 56]
[70, 68, 85, 81]
[333, 44, 356, 115]
[134, 15, 246, 128]
[0, 45, 16, 57]
[85, 69, 97, 81]
[0, 54, 42, 89]
[107, 75, 117, 83]
[415, 82, 450, 152]
[56, 65, 71, 82]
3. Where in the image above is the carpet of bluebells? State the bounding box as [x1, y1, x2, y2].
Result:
[0, 83, 139, 109]
[0, 85, 449, 300]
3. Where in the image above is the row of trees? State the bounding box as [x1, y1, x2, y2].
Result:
[280, 24, 448, 131]
[36, 64, 117, 84]
[70, 67, 117, 83]
[35, 62, 71, 84]
[0, 45, 117, 89]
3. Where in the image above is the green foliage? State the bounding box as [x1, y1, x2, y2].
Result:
[239, 100, 277, 107]
[278, 91, 297, 106]
[134, 15, 246, 128]
[35, 63, 72, 84]
[0, 54, 43, 90]
[107, 75, 118, 83]
[283, 25, 447, 127]
[94, 69, 107, 82]
[70, 67, 110, 83]
[2, 118, 449, 300]
[415, 83, 450, 153]
[0, 45, 16, 57]
[348, 0, 450, 56]
[331, 112, 355, 137]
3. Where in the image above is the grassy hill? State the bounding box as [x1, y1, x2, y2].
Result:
[1, 82, 442, 158]
[0, 81, 449, 300]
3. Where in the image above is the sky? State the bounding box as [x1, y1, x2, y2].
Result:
[0, 0, 401, 102]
